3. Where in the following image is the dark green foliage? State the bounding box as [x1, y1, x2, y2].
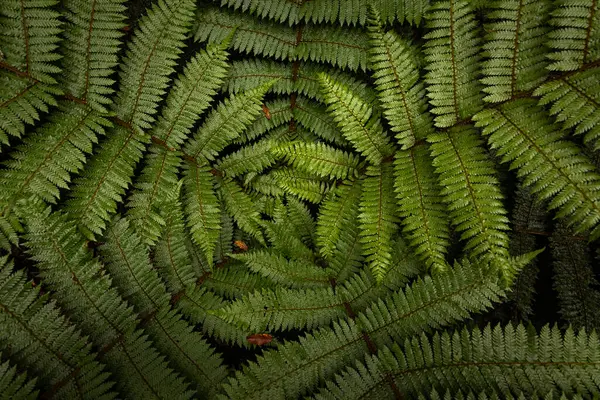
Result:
[1, 0, 600, 398]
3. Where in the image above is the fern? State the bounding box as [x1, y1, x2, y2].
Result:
[0, 357, 38, 400]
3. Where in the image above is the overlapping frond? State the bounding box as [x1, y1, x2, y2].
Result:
[394, 145, 450, 271]
[474, 99, 600, 239]
[61, 0, 127, 111]
[481, 0, 551, 103]
[319, 74, 394, 164]
[217, 176, 264, 243]
[535, 66, 600, 150]
[428, 126, 510, 265]
[0, 357, 38, 400]
[546, 0, 600, 71]
[270, 168, 332, 203]
[313, 324, 600, 399]
[424, 0, 483, 127]
[0, 256, 115, 399]
[367, 9, 433, 148]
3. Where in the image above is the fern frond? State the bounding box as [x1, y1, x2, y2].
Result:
[100, 217, 228, 396]
[428, 126, 510, 264]
[0, 102, 111, 213]
[314, 324, 600, 399]
[0, 357, 38, 400]
[480, 0, 551, 103]
[273, 141, 361, 179]
[394, 145, 450, 271]
[0, 215, 18, 251]
[551, 223, 600, 329]
[202, 263, 273, 300]
[19, 204, 194, 399]
[293, 96, 348, 145]
[474, 99, 600, 239]
[154, 184, 196, 293]
[113, 0, 196, 129]
[220, 258, 516, 400]
[184, 82, 272, 162]
[213, 204, 234, 263]
[546, 0, 600, 71]
[182, 162, 221, 265]
[65, 124, 148, 240]
[261, 219, 315, 262]
[285, 196, 316, 245]
[230, 250, 329, 288]
[419, 388, 589, 400]
[61, 0, 127, 111]
[325, 219, 364, 282]
[272, 168, 332, 203]
[0, 0, 62, 83]
[319, 74, 394, 164]
[0, 256, 115, 399]
[367, 10, 434, 148]
[535, 66, 600, 150]
[217, 176, 265, 244]
[423, 0, 483, 127]
[217, 138, 278, 177]
[359, 164, 400, 282]
[236, 98, 293, 144]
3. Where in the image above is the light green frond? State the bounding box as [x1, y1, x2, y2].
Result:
[317, 180, 363, 259]
[154, 184, 196, 294]
[285, 196, 316, 245]
[261, 219, 315, 261]
[367, 10, 433, 148]
[217, 138, 278, 177]
[270, 168, 330, 204]
[428, 126, 510, 264]
[394, 145, 450, 271]
[184, 82, 272, 162]
[182, 162, 221, 265]
[293, 96, 348, 145]
[217, 176, 264, 243]
[546, 0, 600, 71]
[0, 102, 111, 213]
[113, 0, 196, 129]
[65, 124, 148, 240]
[236, 98, 293, 144]
[314, 324, 600, 399]
[325, 219, 364, 282]
[202, 263, 273, 300]
[359, 164, 399, 282]
[480, 0, 551, 103]
[61, 0, 127, 111]
[19, 204, 194, 399]
[213, 286, 343, 332]
[424, 0, 483, 127]
[0, 358, 38, 400]
[319, 74, 394, 164]
[230, 250, 330, 288]
[0, 257, 115, 399]
[273, 141, 361, 179]
[474, 99, 600, 240]
[534, 66, 600, 150]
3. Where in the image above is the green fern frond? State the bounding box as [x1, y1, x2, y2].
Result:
[535, 66, 600, 150]
[551, 223, 600, 329]
[261, 219, 315, 262]
[314, 324, 600, 399]
[182, 162, 221, 265]
[546, 0, 600, 71]
[273, 141, 361, 179]
[293, 96, 349, 145]
[319, 74, 394, 164]
[474, 99, 600, 240]
[230, 250, 329, 288]
[0, 0, 63, 143]
[217, 176, 265, 244]
[271, 167, 332, 203]
[428, 126, 510, 264]
[217, 139, 278, 177]
[201, 264, 273, 300]
[0, 256, 115, 399]
[0, 357, 38, 400]
[420, 388, 589, 400]
[236, 98, 293, 144]
[480, 0, 551, 103]
[359, 164, 400, 282]
[367, 9, 434, 148]
[113, 0, 196, 129]
[424, 0, 483, 127]
[220, 257, 515, 400]
[61, 0, 127, 111]
[0, 215, 18, 251]
[184, 82, 272, 162]
[285, 196, 316, 245]
[100, 217, 228, 397]
[0, 102, 111, 213]
[19, 203, 194, 399]
[394, 145, 451, 271]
